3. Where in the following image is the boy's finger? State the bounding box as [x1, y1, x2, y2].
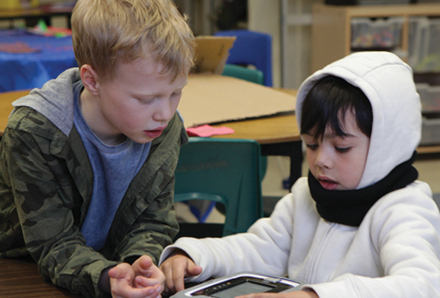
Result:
[135, 276, 163, 288]
[173, 271, 186, 292]
[108, 266, 122, 279]
[187, 264, 203, 276]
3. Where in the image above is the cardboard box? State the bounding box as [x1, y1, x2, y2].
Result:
[0, 0, 39, 10]
[180, 36, 296, 128]
[180, 74, 296, 128]
[193, 36, 236, 75]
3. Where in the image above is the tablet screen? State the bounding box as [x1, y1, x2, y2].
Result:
[211, 281, 273, 298]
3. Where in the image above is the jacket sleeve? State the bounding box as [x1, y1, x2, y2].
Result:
[159, 194, 296, 282]
[0, 126, 118, 298]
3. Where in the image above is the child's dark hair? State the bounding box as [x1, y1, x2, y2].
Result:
[300, 75, 373, 139]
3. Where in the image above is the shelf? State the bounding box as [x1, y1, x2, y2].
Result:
[311, 3, 440, 72]
[315, 3, 440, 18]
[418, 145, 440, 154]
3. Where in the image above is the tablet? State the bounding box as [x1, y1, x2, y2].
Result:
[171, 272, 302, 298]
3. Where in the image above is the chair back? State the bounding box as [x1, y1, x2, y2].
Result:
[222, 64, 264, 85]
[215, 29, 272, 87]
[174, 137, 263, 237]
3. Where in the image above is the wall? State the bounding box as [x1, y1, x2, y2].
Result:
[174, 0, 324, 89]
[248, 0, 323, 89]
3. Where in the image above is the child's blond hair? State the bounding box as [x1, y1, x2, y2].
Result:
[71, 0, 195, 81]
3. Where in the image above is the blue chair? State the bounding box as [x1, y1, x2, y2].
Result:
[215, 29, 273, 87]
[174, 138, 263, 238]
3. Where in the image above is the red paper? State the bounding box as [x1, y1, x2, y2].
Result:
[186, 124, 234, 137]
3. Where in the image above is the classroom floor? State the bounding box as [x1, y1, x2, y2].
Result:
[176, 153, 440, 224]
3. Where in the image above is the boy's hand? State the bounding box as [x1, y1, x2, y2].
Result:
[109, 255, 164, 298]
[237, 290, 319, 298]
[160, 250, 203, 294]
[132, 256, 166, 288]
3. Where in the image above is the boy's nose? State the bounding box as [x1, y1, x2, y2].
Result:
[154, 98, 175, 123]
[315, 148, 332, 169]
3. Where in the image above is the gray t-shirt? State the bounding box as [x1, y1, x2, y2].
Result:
[73, 82, 151, 250]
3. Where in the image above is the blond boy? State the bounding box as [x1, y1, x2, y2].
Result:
[0, 0, 195, 297]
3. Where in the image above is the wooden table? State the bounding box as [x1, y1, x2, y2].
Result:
[0, 257, 81, 297]
[0, 90, 23, 132]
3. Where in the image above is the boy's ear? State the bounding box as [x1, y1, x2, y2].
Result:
[80, 64, 101, 96]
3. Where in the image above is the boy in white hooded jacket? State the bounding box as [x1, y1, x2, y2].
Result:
[159, 52, 440, 298]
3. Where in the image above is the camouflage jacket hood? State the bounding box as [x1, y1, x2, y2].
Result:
[0, 68, 187, 297]
[12, 68, 81, 136]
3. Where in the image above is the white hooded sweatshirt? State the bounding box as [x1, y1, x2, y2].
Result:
[160, 52, 440, 298]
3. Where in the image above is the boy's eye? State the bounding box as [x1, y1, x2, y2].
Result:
[306, 143, 318, 150]
[139, 97, 155, 104]
[335, 147, 350, 153]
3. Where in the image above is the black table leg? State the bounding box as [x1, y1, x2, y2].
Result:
[260, 140, 303, 189]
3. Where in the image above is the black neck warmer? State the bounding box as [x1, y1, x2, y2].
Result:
[308, 152, 419, 227]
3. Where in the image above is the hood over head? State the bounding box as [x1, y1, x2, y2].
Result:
[296, 52, 421, 189]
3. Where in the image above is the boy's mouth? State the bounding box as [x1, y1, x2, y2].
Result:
[318, 176, 338, 190]
[145, 130, 162, 138]
[144, 126, 166, 138]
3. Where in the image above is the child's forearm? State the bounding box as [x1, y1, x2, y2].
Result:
[99, 266, 115, 293]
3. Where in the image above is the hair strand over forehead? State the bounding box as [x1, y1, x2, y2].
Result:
[300, 75, 373, 139]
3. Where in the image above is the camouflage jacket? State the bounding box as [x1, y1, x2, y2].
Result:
[0, 104, 186, 297]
